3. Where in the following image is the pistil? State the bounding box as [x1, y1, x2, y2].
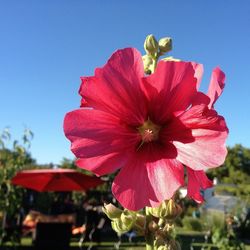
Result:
[137, 119, 161, 149]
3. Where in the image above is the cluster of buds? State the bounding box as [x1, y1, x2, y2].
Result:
[103, 199, 182, 249]
[147, 199, 182, 250]
[102, 203, 146, 235]
[143, 34, 172, 74]
[144, 35, 172, 58]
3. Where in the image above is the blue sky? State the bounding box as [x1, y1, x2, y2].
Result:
[0, 0, 250, 164]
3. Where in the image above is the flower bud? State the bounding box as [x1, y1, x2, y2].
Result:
[111, 219, 130, 234]
[147, 199, 182, 219]
[102, 203, 122, 220]
[120, 209, 136, 227]
[134, 214, 146, 235]
[158, 37, 172, 54]
[111, 209, 136, 234]
[147, 200, 168, 218]
[144, 34, 159, 56]
[164, 199, 182, 220]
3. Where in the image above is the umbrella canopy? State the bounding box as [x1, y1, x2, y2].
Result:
[11, 168, 104, 192]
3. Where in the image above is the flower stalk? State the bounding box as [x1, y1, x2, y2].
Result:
[145, 207, 155, 250]
[102, 199, 182, 250]
[143, 34, 173, 74]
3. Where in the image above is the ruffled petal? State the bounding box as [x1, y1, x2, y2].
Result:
[79, 48, 147, 125]
[79, 77, 90, 108]
[192, 92, 210, 106]
[207, 67, 225, 109]
[112, 147, 184, 211]
[172, 104, 228, 170]
[187, 168, 213, 203]
[141, 61, 199, 124]
[80, 99, 88, 107]
[64, 108, 140, 158]
[192, 62, 204, 89]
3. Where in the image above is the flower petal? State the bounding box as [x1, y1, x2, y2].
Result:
[76, 152, 129, 177]
[112, 148, 184, 211]
[172, 104, 228, 170]
[141, 61, 199, 124]
[64, 108, 140, 158]
[192, 92, 210, 106]
[79, 86, 90, 107]
[187, 168, 213, 203]
[192, 62, 204, 89]
[207, 67, 225, 109]
[79, 48, 147, 125]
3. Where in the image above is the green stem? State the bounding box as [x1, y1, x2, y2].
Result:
[145, 207, 154, 250]
[151, 52, 161, 74]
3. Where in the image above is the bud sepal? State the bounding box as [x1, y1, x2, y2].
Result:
[102, 203, 123, 220]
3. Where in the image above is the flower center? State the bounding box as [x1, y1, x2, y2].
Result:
[138, 118, 161, 143]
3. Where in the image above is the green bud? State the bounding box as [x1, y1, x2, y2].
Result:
[102, 203, 122, 220]
[158, 37, 172, 54]
[147, 199, 182, 219]
[134, 213, 146, 235]
[111, 219, 130, 234]
[120, 209, 136, 227]
[144, 34, 159, 56]
[164, 199, 182, 220]
[111, 209, 136, 234]
[147, 200, 169, 218]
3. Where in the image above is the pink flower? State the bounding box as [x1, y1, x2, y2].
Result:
[64, 48, 228, 211]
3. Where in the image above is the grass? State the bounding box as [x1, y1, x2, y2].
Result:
[2, 233, 249, 250]
[191, 243, 250, 250]
[3, 238, 146, 249]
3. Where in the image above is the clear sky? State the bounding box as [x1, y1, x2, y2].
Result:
[0, 0, 250, 165]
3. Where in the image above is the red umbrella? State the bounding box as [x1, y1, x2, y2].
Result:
[11, 168, 104, 192]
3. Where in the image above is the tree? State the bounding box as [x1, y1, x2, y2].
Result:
[208, 144, 250, 184]
[0, 128, 35, 244]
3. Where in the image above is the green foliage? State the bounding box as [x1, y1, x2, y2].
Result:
[215, 184, 250, 196]
[0, 128, 35, 244]
[208, 144, 250, 184]
[203, 212, 225, 231]
[215, 185, 237, 195]
[182, 216, 203, 231]
[211, 227, 245, 250]
[60, 157, 77, 170]
[201, 211, 246, 250]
